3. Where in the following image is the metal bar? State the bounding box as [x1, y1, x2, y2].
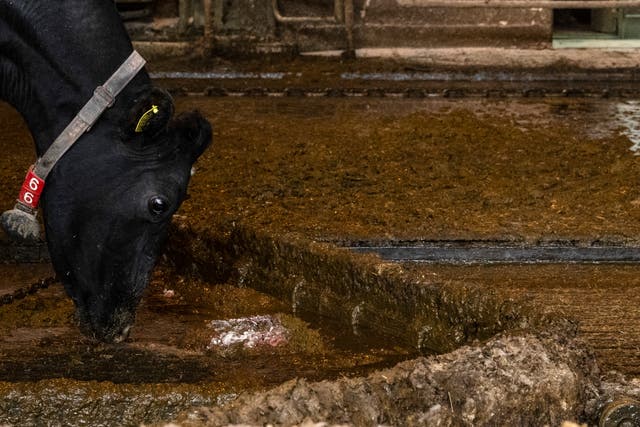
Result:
[345, 0, 355, 56]
[271, 0, 354, 56]
[272, 0, 337, 23]
[178, 0, 192, 34]
[396, 1, 640, 8]
[335, 0, 345, 22]
[348, 244, 640, 264]
[271, 0, 640, 26]
[213, 0, 224, 30]
[203, 0, 214, 53]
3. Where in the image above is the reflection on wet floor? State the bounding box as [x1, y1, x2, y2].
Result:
[0, 264, 411, 385]
[615, 100, 640, 155]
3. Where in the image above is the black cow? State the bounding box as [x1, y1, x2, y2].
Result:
[0, 1, 211, 342]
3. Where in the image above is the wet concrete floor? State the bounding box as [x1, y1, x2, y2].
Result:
[168, 94, 640, 378]
[417, 263, 640, 376]
[0, 264, 52, 300]
[3, 87, 640, 423]
[0, 262, 410, 424]
[173, 96, 640, 240]
[0, 270, 407, 383]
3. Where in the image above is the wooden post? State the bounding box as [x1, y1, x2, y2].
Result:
[202, 0, 214, 55]
[344, 0, 355, 58]
[335, 0, 345, 23]
[213, 0, 224, 30]
[178, 0, 192, 35]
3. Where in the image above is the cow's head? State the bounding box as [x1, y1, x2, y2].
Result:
[41, 88, 211, 343]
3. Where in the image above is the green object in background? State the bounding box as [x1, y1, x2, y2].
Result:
[618, 8, 640, 38]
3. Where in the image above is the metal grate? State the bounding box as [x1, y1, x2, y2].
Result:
[347, 241, 640, 264]
[115, 0, 154, 21]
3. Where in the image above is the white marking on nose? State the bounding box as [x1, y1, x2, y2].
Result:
[113, 325, 132, 343]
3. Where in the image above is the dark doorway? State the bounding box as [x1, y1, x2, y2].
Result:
[553, 8, 622, 47]
[554, 9, 592, 32]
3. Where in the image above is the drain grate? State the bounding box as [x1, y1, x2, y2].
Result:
[346, 241, 640, 264]
[151, 70, 640, 99]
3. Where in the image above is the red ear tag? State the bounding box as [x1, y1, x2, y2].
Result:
[17, 166, 45, 209]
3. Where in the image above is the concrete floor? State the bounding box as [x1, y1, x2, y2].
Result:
[4, 53, 640, 424]
[301, 46, 640, 70]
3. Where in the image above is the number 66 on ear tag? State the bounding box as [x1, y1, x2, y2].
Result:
[17, 166, 45, 210]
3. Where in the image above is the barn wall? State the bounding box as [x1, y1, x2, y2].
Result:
[123, 0, 554, 52]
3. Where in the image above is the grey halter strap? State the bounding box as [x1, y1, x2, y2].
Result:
[0, 50, 146, 242]
[34, 50, 146, 179]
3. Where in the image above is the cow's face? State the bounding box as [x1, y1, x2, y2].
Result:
[41, 89, 211, 343]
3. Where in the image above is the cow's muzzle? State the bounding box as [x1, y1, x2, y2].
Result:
[76, 306, 135, 344]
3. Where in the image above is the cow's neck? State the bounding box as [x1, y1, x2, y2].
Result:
[0, 1, 151, 156]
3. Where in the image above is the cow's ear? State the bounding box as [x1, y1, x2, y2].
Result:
[123, 88, 174, 141]
[171, 111, 212, 163]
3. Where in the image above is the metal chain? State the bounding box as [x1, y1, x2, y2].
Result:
[0, 277, 56, 307]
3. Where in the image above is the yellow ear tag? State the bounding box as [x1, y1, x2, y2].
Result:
[135, 104, 159, 133]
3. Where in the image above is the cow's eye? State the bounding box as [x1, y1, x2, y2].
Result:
[148, 196, 170, 216]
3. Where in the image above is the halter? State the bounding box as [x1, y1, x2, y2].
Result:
[1, 50, 146, 241]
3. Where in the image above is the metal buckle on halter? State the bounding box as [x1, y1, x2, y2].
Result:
[94, 85, 115, 108]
